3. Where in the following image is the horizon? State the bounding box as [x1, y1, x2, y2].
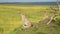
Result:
[0, 0, 57, 3]
[0, 2, 58, 5]
[0, 2, 60, 3]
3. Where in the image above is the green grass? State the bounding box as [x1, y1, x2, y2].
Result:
[0, 5, 60, 34]
[9, 20, 60, 34]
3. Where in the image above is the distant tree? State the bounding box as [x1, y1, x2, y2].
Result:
[57, 0, 60, 10]
[46, 0, 60, 25]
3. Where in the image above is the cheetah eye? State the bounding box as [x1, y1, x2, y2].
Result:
[24, 24, 27, 26]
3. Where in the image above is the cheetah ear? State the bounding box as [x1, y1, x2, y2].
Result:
[44, 14, 49, 18]
[20, 13, 24, 16]
[20, 13, 25, 15]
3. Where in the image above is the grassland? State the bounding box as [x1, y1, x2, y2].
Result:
[0, 4, 60, 34]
